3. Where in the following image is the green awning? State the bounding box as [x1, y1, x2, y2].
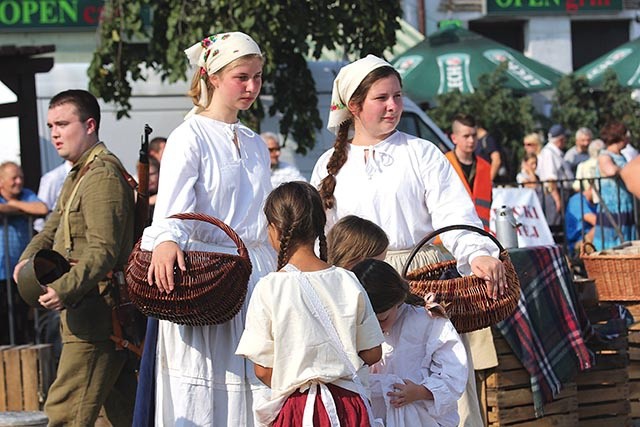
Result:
[575, 37, 640, 88]
[391, 27, 564, 104]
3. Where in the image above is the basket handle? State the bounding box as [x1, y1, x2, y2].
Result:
[400, 224, 504, 278]
[168, 212, 249, 260]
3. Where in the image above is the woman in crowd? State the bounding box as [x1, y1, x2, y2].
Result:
[138, 32, 275, 426]
[523, 132, 543, 156]
[237, 182, 383, 426]
[516, 152, 540, 189]
[593, 122, 636, 250]
[310, 54, 506, 427]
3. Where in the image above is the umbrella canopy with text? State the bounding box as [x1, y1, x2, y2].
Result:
[575, 37, 640, 88]
[392, 27, 563, 104]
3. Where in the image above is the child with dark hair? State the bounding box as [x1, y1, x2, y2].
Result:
[237, 181, 384, 426]
[352, 258, 467, 427]
[327, 215, 389, 269]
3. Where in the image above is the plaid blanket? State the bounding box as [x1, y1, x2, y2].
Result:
[495, 244, 594, 416]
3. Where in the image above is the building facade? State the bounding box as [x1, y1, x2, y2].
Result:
[411, 0, 640, 74]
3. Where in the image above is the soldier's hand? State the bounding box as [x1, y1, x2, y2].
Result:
[12, 259, 29, 283]
[147, 241, 186, 294]
[38, 286, 64, 311]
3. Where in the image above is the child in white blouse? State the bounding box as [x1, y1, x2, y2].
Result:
[352, 259, 468, 427]
[236, 181, 384, 426]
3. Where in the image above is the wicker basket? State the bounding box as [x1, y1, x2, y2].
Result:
[401, 224, 521, 334]
[582, 241, 640, 301]
[125, 213, 252, 326]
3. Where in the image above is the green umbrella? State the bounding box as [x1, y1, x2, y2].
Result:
[391, 27, 563, 105]
[575, 38, 640, 88]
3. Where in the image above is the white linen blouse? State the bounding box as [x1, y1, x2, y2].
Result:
[141, 115, 273, 250]
[310, 131, 497, 274]
[236, 266, 384, 425]
[370, 304, 468, 427]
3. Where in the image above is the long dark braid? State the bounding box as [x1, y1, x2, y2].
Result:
[319, 122, 351, 210]
[318, 66, 402, 211]
[318, 232, 328, 262]
[264, 181, 328, 269]
[277, 222, 294, 270]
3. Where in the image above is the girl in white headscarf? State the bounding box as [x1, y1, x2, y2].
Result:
[310, 55, 507, 427]
[138, 32, 276, 426]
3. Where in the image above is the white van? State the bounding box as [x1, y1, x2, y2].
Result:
[34, 61, 451, 177]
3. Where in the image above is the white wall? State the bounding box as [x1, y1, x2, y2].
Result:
[35, 63, 192, 175]
[525, 18, 573, 74]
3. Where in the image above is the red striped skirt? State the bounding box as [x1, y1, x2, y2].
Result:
[273, 383, 370, 427]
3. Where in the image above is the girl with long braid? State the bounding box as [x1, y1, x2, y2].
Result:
[310, 55, 507, 427]
[237, 181, 384, 426]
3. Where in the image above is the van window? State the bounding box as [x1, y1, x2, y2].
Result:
[398, 112, 450, 154]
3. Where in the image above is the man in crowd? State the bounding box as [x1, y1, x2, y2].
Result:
[564, 127, 592, 175]
[0, 162, 48, 344]
[261, 131, 306, 188]
[446, 113, 497, 427]
[13, 90, 136, 426]
[149, 136, 167, 162]
[446, 113, 492, 231]
[34, 160, 72, 232]
[565, 185, 597, 258]
[475, 124, 507, 182]
[537, 124, 574, 224]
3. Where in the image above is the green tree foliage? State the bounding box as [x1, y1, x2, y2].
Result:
[88, 0, 402, 154]
[429, 63, 538, 167]
[551, 69, 640, 147]
[550, 73, 597, 139]
[597, 69, 640, 139]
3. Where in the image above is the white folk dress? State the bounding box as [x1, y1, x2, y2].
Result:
[141, 115, 277, 426]
[370, 304, 467, 427]
[310, 131, 497, 275]
[236, 266, 384, 426]
[311, 131, 496, 427]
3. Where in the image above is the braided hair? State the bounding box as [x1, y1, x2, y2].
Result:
[264, 181, 328, 270]
[318, 66, 402, 210]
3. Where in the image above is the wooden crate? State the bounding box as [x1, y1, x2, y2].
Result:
[620, 303, 640, 424]
[0, 344, 55, 411]
[579, 301, 636, 426]
[484, 331, 579, 426]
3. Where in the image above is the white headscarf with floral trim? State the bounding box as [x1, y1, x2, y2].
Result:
[327, 55, 393, 136]
[184, 32, 262, 118]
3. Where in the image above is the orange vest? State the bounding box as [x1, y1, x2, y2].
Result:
[445, 151, 493, 231]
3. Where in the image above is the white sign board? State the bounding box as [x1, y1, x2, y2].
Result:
[490, 187, 555, 247]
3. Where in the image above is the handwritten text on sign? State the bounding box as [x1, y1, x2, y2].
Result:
[490, 187, 554, 247]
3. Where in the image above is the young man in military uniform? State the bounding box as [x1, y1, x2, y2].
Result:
[14, 90, 136, 426]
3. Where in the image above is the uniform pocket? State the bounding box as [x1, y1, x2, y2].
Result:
[63, 294, 112, 341]
[66, 197, 86, 237]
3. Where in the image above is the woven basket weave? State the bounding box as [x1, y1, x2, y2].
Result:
[401, 224, 521, 334]
[581, 241, 640, 301]
[125, 213, 252, 326]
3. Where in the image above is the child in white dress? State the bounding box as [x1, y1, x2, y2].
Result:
[236, 182, 384, 426]
[352, 259, 468, 427]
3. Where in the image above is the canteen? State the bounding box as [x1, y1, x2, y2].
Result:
[495, 205, 519, 249]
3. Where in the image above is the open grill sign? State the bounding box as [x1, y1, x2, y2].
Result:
[0, 0, 105, 28]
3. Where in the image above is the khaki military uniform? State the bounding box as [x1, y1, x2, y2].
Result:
[20, 143, 136, 426]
